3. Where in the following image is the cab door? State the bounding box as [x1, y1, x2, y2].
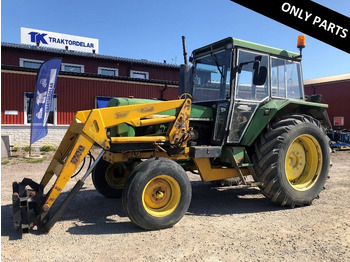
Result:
[227, 49, 269, 144]
[191, 49, 233, 145]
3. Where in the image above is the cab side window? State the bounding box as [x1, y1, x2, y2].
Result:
[235, 50, 269, 101]
[271, 58, 303, 99]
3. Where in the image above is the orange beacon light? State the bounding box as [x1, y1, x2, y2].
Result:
[297, 35, 306, 49]
[297, 35, 306, 58]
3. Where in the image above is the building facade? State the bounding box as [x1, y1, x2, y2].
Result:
[3, 41, 348, 150]
[1, 43, 180, 148]
[304, 74, 350, 130]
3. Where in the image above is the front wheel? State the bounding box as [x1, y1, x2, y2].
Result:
[122, 158, 192, 230]
[252, 114, 330, 207]
[92, 159, 138, 198]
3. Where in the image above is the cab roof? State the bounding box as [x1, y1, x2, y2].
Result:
[192, 37, 300, 60]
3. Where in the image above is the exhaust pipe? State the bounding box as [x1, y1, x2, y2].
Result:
[182, 36, 188, 65]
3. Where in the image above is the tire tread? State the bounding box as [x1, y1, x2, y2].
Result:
[252, 114, 329, 207]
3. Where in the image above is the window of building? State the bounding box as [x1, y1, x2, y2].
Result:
[24, 92, 57, 125]
[19, 58, 44, 69]
[61, 63, 84, 73]
[98, 67, 119, 76]
[130, 70, 149, 79]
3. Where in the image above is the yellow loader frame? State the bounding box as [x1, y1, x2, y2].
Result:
[13, 97, 251, 233]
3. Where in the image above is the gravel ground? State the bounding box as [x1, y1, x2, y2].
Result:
[1, 150, 350, 262]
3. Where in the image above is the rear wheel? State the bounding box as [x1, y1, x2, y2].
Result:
[122, 158, 192, 230]
[252, 114, 330, 207]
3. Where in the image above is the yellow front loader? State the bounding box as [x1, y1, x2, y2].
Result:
[13, 96, 250, 233]
[13, 98, 190, 232]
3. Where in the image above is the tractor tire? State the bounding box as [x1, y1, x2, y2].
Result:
[92, 159, 133, 198]
[122, 158, 192, 230]
[252, 114, 330, 207]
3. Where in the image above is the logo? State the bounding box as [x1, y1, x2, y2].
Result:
[36, 108, 43, 119]
[40, 78, 47, 88]
[139, 107, 154, 113]
[36, 90, 47, 105]
[28, 31, 48, 44]
[22, 28, 99, 53]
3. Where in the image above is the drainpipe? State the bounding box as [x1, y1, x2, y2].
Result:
[160, 84, 168, 100]
[127, 63, 133, 77]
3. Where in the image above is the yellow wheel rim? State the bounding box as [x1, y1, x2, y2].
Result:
[142, 175, 181, 217]
[105, 163, 129, 190]
[285, 134, 323, 191]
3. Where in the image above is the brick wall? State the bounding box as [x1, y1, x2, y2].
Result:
[1, 125, 68, 148]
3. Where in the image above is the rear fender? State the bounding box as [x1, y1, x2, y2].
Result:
[241, 99, 330, 146]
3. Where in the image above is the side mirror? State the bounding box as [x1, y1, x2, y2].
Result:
[253, 66, 267, 86]
[253, 55, 266, 85]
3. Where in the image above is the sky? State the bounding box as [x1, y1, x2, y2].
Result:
[1, 0, 349, 80]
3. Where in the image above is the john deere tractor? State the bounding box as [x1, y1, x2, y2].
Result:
[12, 36, 331, 233]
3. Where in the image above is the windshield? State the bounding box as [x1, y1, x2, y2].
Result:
[192, 49, 232, 102]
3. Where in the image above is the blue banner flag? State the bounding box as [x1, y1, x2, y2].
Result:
[30, 58, 62, 144]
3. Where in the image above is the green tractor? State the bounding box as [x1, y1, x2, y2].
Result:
[13, 36, 331, 233]
[178, 36, 331, 203]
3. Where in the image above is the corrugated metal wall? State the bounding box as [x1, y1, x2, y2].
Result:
[304, 81, 350, 129]
[1, 71, 37, 124]
[1, 70, 178, 125]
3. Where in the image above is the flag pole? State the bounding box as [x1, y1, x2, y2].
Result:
[29, 71, 39, 157]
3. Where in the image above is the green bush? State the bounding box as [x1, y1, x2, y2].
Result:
[40, 145, 56, 152]
[11, 146, 19, 152]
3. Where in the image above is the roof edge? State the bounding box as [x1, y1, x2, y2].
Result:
[1, 42, 179, 69]
[304, 73, 350, 85]
[1, 65, 179, 86]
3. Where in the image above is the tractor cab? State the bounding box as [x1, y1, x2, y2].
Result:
[180, 37, 304, 145]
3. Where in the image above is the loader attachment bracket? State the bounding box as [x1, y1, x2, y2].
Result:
[12, 179, 46, 234]
[12, 150, 105, 234]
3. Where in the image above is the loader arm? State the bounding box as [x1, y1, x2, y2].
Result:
[13, 98, 192, 233]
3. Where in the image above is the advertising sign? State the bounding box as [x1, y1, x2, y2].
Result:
[31, 58, 62, 144]
[334, 116, 344, 127]
[21, 27, 99, 53]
